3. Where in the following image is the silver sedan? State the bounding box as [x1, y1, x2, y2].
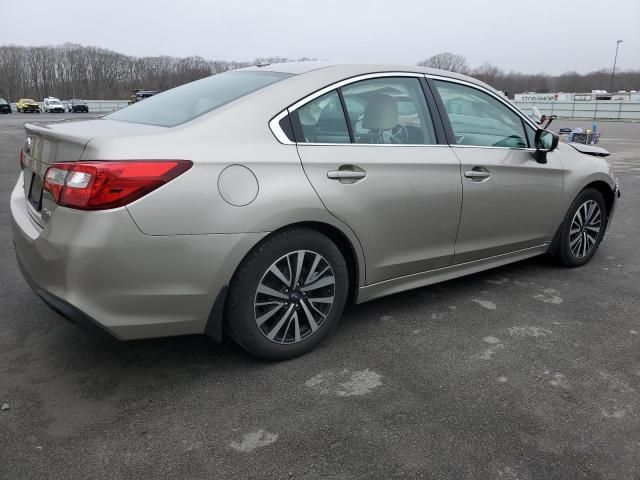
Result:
[11, 62, 620, 359]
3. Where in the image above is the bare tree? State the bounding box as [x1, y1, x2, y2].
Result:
[1, 42, 637, 102]
[418, 52, 469, 73]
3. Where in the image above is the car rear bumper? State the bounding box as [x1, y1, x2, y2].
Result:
[11, 174, 266, 340]
[16, 254, 116, 339]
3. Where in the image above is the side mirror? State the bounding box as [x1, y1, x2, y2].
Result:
[533, 129, 559, 164]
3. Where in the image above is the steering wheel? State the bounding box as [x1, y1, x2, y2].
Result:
[389, 124, 409, 144]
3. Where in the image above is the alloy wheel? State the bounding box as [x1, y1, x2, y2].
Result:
[569, 200, 602, 258]
[254, 250, 335, 344]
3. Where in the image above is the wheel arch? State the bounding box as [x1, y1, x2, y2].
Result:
[284, 221, 362, 304]
[583, 180, 615, 217]
[207, 220, 365, 342]
[548, 179, 614, 256]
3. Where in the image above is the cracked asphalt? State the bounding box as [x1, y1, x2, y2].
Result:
[1, 113, 639, 479]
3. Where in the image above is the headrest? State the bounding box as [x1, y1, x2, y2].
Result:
[362, 94, 398, 130]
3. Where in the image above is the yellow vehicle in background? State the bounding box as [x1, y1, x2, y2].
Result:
[16, 99, 41, 113]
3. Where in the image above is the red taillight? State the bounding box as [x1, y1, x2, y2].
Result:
[43, 160, 192, 210]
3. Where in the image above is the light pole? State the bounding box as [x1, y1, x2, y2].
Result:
[609, 40, 623, 93]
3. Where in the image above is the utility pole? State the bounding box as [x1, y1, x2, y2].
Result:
[609, 40, 623, 93]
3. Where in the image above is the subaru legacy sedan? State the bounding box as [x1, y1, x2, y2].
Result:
[11, 63, 619, 359]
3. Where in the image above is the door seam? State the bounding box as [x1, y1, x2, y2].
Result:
[293, 143, 368, 285]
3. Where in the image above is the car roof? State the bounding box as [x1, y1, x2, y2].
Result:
[242, 61, 497, 95]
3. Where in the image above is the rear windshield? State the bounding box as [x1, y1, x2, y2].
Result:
[0, 99, 7, 103]
[107, 70, 292, 127]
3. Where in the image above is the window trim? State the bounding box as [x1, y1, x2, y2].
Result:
[336, 89, 356, 143]
[426, 75, 539, 151]
[269, 71, 540, 149]
[269, 72, 442, 147]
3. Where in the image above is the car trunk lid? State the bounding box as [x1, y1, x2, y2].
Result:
[21, 119, 166, 226]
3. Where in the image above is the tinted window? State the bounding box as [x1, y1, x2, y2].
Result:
[294, 90, 350, 144]
[341, 77, 436, 144]
[107, 71, 292, 127]
[434, 80, 527, 148]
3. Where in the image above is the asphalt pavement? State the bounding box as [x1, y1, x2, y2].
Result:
[1, 113, 639, 479]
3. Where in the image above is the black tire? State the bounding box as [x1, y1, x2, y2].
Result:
[225, 227, 349, 360]
[555, 188, 608, 267]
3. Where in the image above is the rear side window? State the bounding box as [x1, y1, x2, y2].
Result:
[107, 71, 292, 127]
[291, 77, 437, 145]
[433, 80, 527, 148]
[341, 77, 436, 144]
[293, 90, 350, 144]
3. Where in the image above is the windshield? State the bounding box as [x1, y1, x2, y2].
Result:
[107, 70, 292, 127]
[0, 99, 7, 104]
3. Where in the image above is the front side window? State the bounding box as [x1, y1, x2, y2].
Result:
[341, 77, 436, 145]
[294, 90, 350, 144]
[107, 71, 292, 127]
[433, 80, 527, 148]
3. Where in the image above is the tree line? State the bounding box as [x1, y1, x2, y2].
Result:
[0, 43, 314, 101]
[0, 44, 638, 102]
[418, 52, 639, 97]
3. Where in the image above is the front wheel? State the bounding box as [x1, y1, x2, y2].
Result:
[225, 228, 349, 360]
[555, 188, 608, 267]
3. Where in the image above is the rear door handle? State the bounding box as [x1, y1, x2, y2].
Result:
[327, 170, 367, 180]
[464, 170, 490, 178]
[464, 168, 490, 181]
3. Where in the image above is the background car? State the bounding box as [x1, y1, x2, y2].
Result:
[11, 63, 619, 360]
[16, 98, 40, 113]
[128, 90, 158, 104]
[43, 97, 65, 113]
[67, 99, 89, 113]
[0, 98, 11, 114]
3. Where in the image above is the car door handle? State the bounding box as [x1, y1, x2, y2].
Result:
[464, 170, 490, 179]
[327, 170, 367, 180]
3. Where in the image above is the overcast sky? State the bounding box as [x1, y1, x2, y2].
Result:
[2, 0, 638, 74]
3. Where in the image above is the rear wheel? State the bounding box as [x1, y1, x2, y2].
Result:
[225, 227, 348, 360]
[555, 188, 607, 267]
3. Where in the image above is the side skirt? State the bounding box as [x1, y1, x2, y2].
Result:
[356, 244, 549, 304]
